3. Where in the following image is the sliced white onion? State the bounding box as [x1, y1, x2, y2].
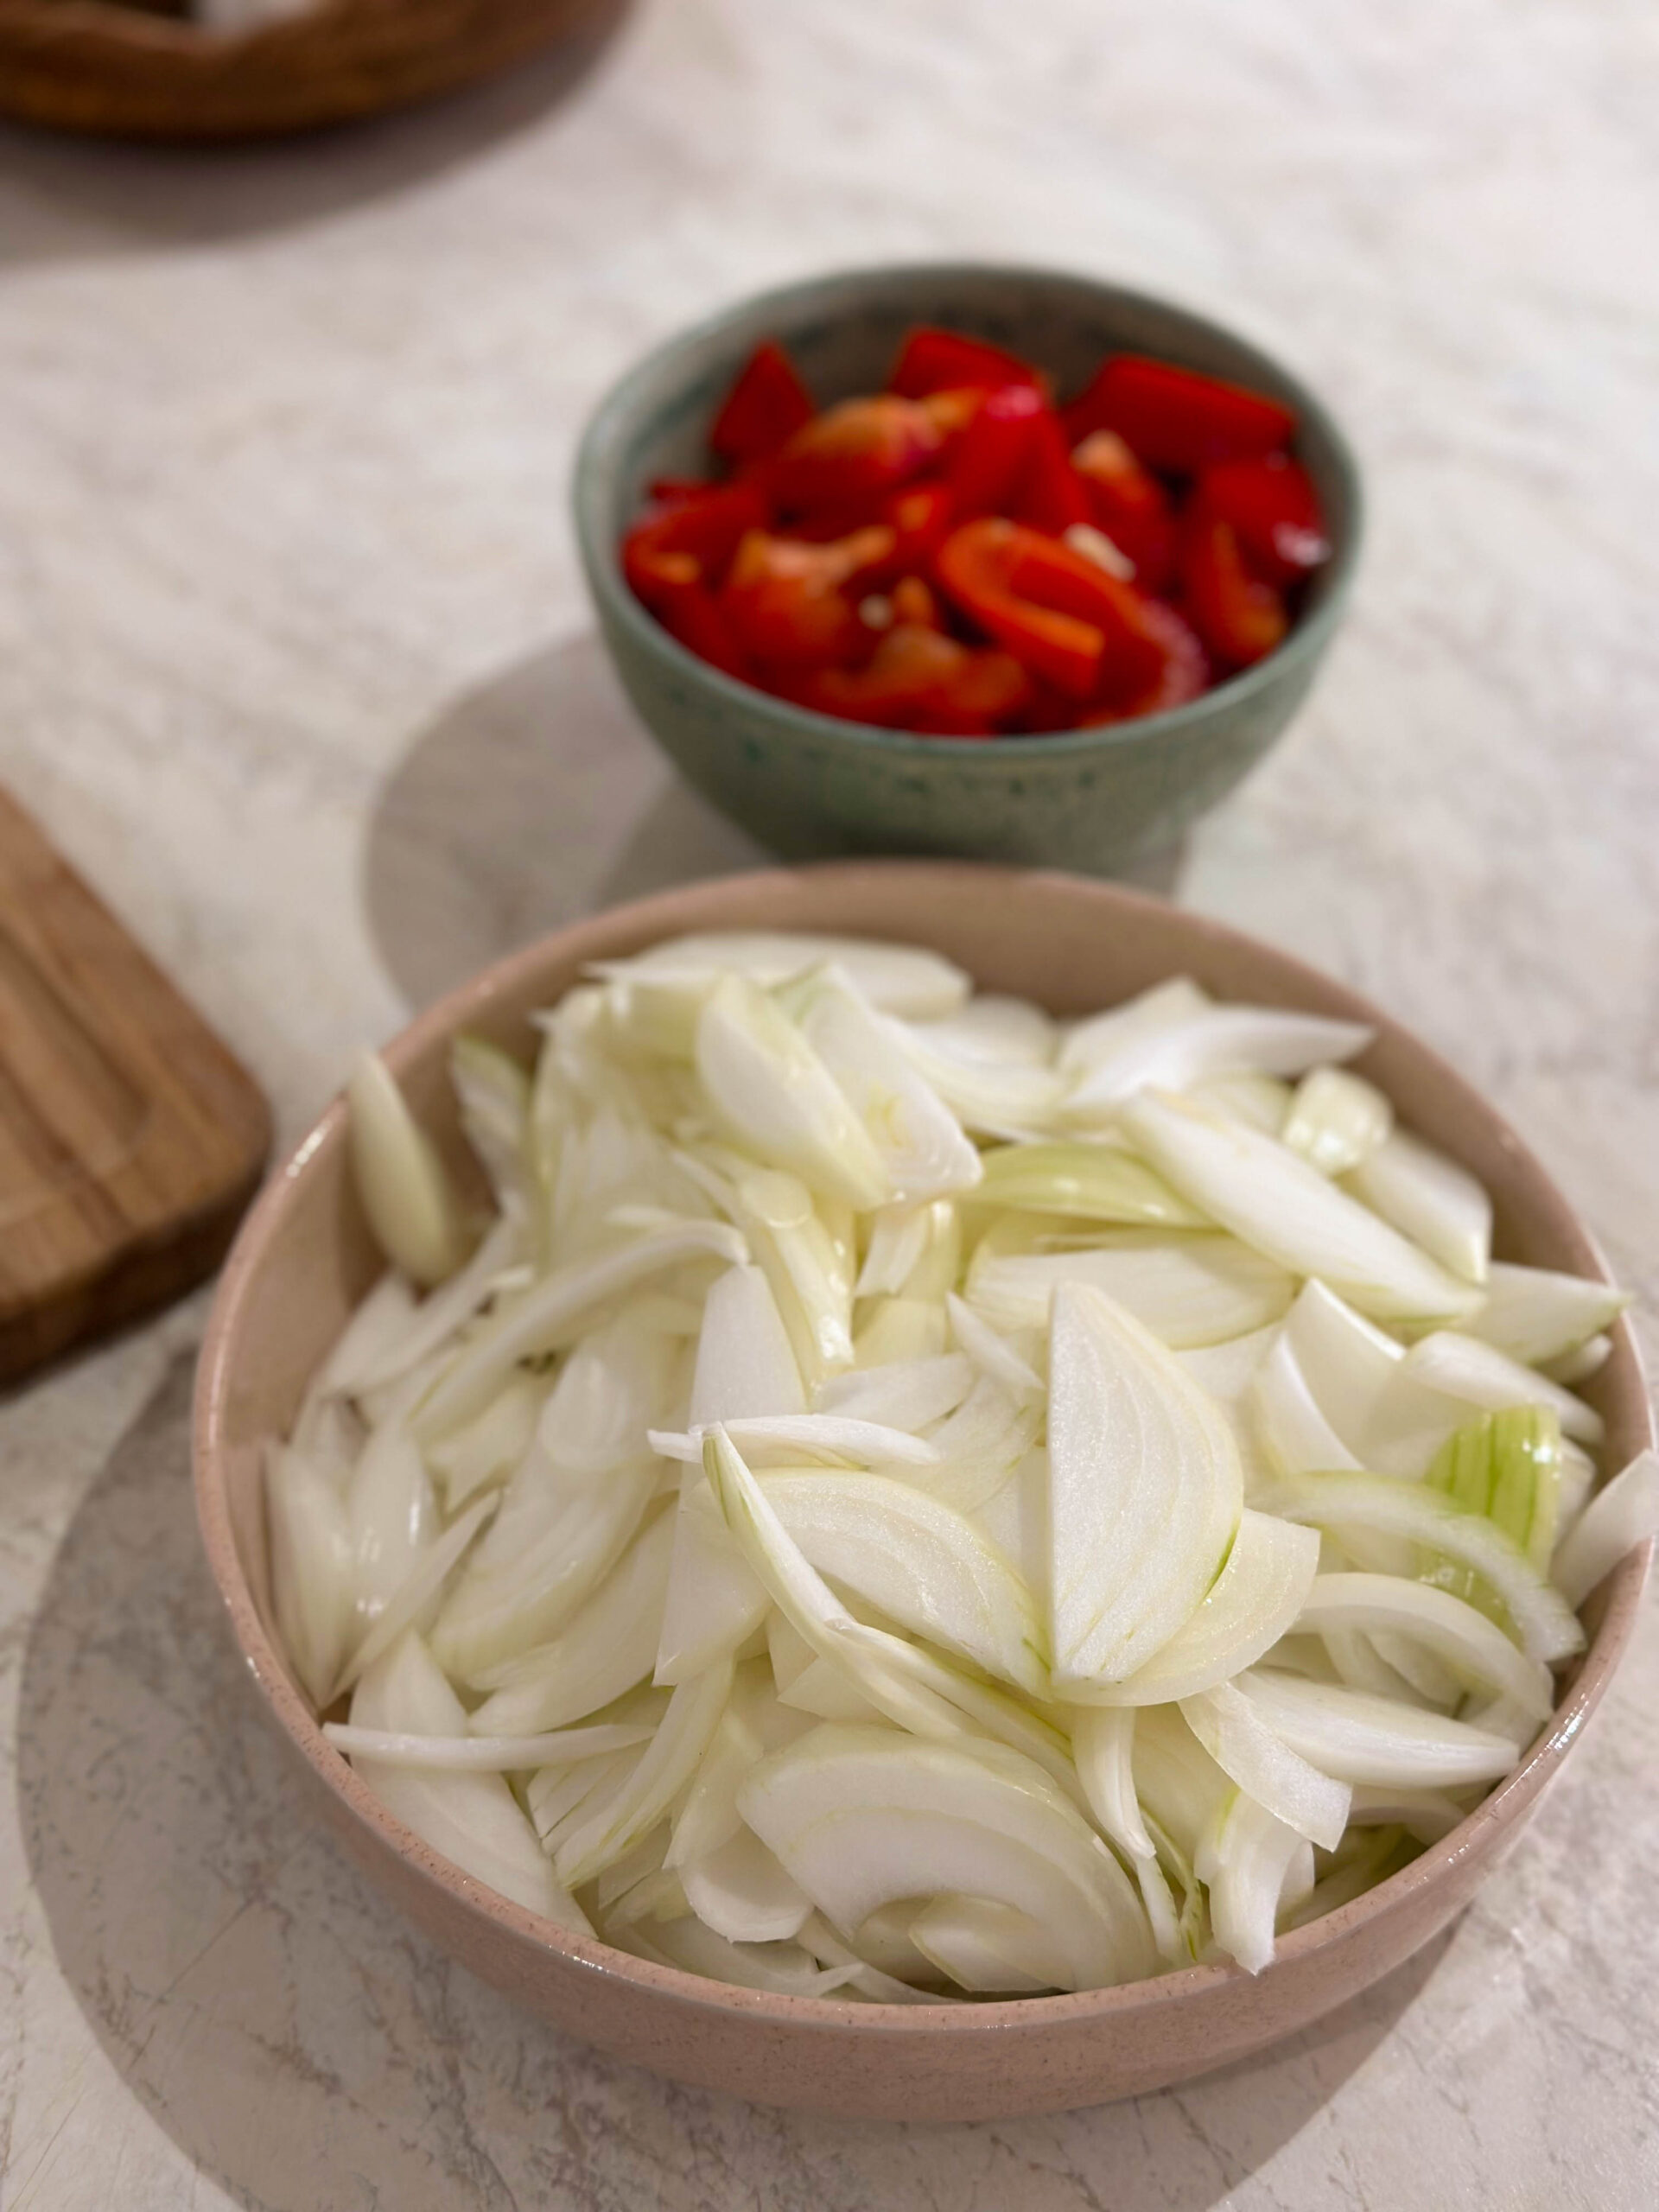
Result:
[1122, 1090, 1480, 1326]
[1196, 1787, 1307, 1975]
[1058, 976, 1210, 1076]
[1046, 1283, 1243, 1688]
[1071, 1512, 1320, 1707]
[946, 1292, 1043, 1397]
[265, 1440, 356, 1708]
[1068, 1705, 1154, 1861]
[738, 1723, 1154, 1993]
[346, 1051, 469, 1289]
[650, 1415, 940, 1471]
[760, 1467, 1046, 1693]
[1552, 1450, 1659, 1608]
[1234, 1670, 1525, 1789]
[682, 1827, 812, 1944]
[654, 1476, 770, 1687]
[794, 966, 982, 1203]
[909, 1896, 1061, 1993]
[1465, 1262, 1629, 1367]
[969, 1232, 1295, 1347]
[815, 1352, 975, 1430]
[1343, 1128, 1491, 1287]
[1402, 1332, 1604, 1447]
[554, 1657, 734, 1886]
[688, 1262, 805, 1426]
[1262, 1473, 1586, 1664]
[590, 932, 972, 1020]
[1281, 1066, 1394, 1177]
[430, 1452, 654, 1685]
[972, 1142, 1204, 1229]
[322, 1720, 653, 1770]
[414, 1218, 747, 1437]
[337, 1490, 499, 1699]
[350, 1632, 589, 1932]
[1180, 1681, 1351, 1848]
[1252, 1330, 1363, 1478]
[1294, 1573, 1554, 1719]
[1066, 1006, 1372, 1116]
[467, 1503, 676, 1734]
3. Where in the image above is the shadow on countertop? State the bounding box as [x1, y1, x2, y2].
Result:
[359, 630, 1188, 1011]
[16, 1353, 1452, 2212]
[0, 0, 632, 270]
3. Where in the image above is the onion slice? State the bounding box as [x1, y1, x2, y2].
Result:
[1046, 1283, 1243, 1687]
[1122, 1090, 1480, 1326]
[738, 1723, 1155, 1993]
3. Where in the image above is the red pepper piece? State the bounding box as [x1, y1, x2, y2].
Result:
[810, 623, 1027, 735]
[888, 326, 1042, 399]
[709, 339, 816, 469]
[915, 386, 987, 442]
[1181, 516, 1290, 667]
[621, 481, 768, 607]
[935, 517, 1103, 699]
[885, 482, 954, 572]
[1071, 429, 1178, 591]
[1064, 354, 1296, 473]
[1012, 409, 1093, 535]
[653, 577, 752, 680]
[945, 384, 1046, 520]
[1195, 454, 1329, 587]
[1086, 601, 1208, 721]
[721, 525, 893, 671]
[891, 575, 943, 630]
[768, 396, 943, 517]
[646, 474, 717, 506]
[937, 517, 1187, 704]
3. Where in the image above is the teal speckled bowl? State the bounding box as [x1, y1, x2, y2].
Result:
[573, 264, 1363, 874]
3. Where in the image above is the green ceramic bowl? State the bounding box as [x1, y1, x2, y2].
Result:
[573, 264, 1363, 874]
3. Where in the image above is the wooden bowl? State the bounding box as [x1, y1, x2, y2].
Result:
[0, 0, 605, 141]
[193, 863, 1654, 2120]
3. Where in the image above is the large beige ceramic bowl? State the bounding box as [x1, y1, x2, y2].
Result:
[194, 865, 1653, 2120]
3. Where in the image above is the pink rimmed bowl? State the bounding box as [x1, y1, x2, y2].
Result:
[193, 862, 1652, 2120]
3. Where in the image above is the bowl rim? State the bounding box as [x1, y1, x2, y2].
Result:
[194, 861, 1653, 2041]
[572, 258, 1365, 763]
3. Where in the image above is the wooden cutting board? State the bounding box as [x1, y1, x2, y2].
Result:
[0, 791, 270, 1384]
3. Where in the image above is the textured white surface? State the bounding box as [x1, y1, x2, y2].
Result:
[3, 0, 1658, 2204]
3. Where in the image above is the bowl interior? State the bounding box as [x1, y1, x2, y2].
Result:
[195, 864, 1651, 2107]
[575, 262, 1362, 683]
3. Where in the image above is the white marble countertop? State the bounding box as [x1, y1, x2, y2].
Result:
[3, 1, 1657, 2203]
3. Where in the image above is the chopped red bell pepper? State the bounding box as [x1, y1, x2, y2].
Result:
[888, 326, 1042, 399]
[891, 575, 943, 630]
[810, 623, 1028, 736]
[1071, 429, 1178, 591]
[1065, 354, 1296, 473]
[709, 340, 816, 468]
[646, 474, 717, 506]
[620, 322, 1322, 734]
[885, 482, 954, 574]
[914, 386, 987, 442]
[1086, 601, 1208, 720]
[652, 576, 751, 680]
[721, 524, 894, 671]
[1194, 453, 1328, 587]
[934, 517, 1134, 700]
[621, 480, 768, 608]
[945, 385, 1046, 521]
[1012, 408, 1093, 535]
[768, 397, 942, 516]
[1181, 517, 1289, 667]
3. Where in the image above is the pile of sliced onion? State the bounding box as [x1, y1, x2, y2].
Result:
[268, 931, 1654, 1998]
